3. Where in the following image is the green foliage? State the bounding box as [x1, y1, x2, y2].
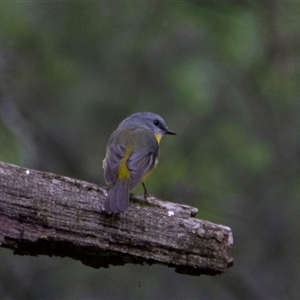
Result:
[0, 121, 19, 164]
[167, 57, 215, 116]
[219, 9, 264, 68]
[215, 119, 274, 174]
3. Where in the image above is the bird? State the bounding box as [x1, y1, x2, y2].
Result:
[102, 112, 176, 214]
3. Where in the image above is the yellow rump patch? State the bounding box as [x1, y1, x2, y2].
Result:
[118, 148, 131, 180]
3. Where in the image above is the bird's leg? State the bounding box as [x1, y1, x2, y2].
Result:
[142, 182, 150, 199]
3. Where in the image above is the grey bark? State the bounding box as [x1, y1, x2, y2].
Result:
[0, 161, 233, 276]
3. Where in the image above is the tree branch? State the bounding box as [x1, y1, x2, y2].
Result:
[0, 161, 233, 276]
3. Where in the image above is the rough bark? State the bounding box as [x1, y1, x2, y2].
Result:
[0, 161, 233, 276]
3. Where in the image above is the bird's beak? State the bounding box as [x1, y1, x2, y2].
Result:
[166, 129, 176, 135]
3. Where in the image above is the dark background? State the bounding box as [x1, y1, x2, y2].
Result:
[0, 2, 299, 299]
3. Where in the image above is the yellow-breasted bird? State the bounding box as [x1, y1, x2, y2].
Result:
[103, 112, 176, 213]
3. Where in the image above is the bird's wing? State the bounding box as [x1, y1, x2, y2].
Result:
[103, 144, 126, 185]
[127, 149, 157, 190]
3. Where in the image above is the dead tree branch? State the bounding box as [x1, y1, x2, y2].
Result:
[0, 161, 233, 276]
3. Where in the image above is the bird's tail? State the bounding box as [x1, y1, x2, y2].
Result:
[104, 179, 130, 213]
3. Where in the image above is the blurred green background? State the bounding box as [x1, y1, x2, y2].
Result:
[0, 2, 300, 299]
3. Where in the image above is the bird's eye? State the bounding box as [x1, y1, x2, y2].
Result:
[153, 119, 160, 126]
